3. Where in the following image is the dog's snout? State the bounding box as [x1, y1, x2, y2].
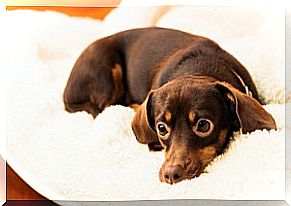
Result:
[163, 165, 184, 184]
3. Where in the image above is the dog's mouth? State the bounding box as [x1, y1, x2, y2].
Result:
[186, 162, 203, 179]
[159, 161, 204, 184]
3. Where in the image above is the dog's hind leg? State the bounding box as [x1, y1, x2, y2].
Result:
[63, 40, 124, 118]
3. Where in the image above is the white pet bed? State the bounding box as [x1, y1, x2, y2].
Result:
[2, 4, 287, 203]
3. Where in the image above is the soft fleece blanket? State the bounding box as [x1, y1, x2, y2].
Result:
[1, 3, 287, 203]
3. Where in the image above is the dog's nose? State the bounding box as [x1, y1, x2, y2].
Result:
[163, 165, 184, 184]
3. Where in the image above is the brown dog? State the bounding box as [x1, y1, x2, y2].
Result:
[63, 27, 276, 184]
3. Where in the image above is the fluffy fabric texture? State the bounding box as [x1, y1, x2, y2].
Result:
[1, 4, 287, 203]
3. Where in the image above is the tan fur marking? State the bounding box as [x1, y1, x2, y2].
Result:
[199, 129, 228, 165]
[218, 129, 228, 146]
[189, 111, 196, 122]
[129, 104, 140, 112]
[200, 146, 217, 164]
[165, 111, 172, 122]
[202, 146, 216, 155]
[111, 64, 123, 103]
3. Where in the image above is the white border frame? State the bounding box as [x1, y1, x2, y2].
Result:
[2, 0, 290, 205]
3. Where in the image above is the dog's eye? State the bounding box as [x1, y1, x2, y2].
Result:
[156, 122, 170, 139]
[194, 119, 214, 137]
[197, 119, 211, 132]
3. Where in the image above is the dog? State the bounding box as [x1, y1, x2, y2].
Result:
[63, 27, 276, 184]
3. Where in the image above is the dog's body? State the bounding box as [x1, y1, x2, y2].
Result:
[64, 27, 258, 110]
[64, 27, 276, 184]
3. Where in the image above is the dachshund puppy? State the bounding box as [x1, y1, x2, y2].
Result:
[63, 27, 276, 184]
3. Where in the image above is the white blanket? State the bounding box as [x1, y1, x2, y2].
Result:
[1, 4, 287, 203]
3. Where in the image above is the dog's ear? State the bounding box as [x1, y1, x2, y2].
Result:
[215, 82, 276, 134]
[131, 91, 158, 144]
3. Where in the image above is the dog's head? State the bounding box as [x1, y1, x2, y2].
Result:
[131, 76, 276, 184]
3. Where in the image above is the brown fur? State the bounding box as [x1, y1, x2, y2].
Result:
[63, 27, 277, 184]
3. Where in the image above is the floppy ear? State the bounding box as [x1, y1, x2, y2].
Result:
[215, 82, 277, 134]
[131, 91, 158, 145]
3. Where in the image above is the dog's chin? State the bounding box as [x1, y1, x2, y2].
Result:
[159, 162, 204, 184]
